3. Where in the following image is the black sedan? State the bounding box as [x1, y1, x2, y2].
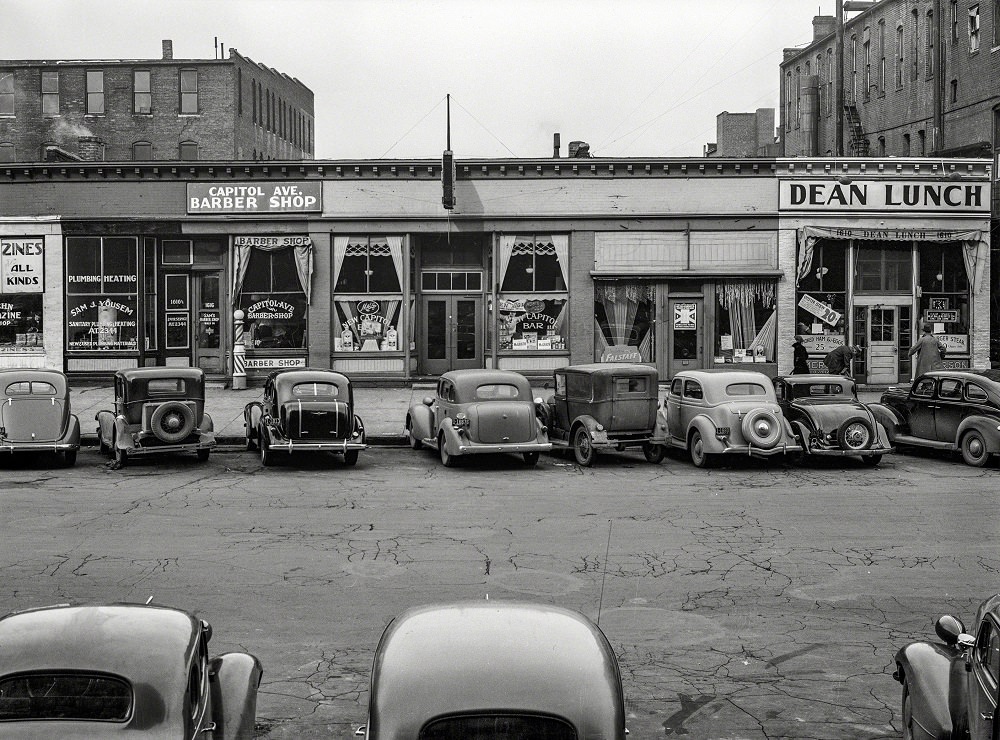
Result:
[869, 369, 1000, 467]
[774, 374, 892, 465]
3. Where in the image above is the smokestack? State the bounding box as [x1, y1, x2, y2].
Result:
[568, 141, 591, 158]
[162, 39, 173, 60]
[553, 133, 561, 158]
[78, 136, 105, 162]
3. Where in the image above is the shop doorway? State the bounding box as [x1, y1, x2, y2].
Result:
[162, 271, 225, 373]
[666, 297, 704, 378]
[854, 300, 912, 384]
[420, 295, 482, 375]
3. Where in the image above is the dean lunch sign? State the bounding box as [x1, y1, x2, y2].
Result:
[780, 180, 989, 213]
[187, 182, 322, 214]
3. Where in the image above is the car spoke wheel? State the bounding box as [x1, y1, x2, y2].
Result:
[439, 434, 456, 467]
[838, 417, 873, 451]
[689, 429, 711, 468]
[522, 451, 539, 466]
[861, 454, 882, 466]
[406, 419, 422, 450]
[150, 402, 196, 444]
[573, 426, 596, 467]
[961, 429, 989, 467]
[642, 442, 665, 464]
[901, 678, 914, 740]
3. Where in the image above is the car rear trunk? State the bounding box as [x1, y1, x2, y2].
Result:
[600, 397, 656, 434]
[469, 402, 535, 444]
[281, 400, 351, 440]
[1, 397, 65, 442]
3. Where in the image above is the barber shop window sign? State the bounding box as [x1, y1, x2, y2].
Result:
[674, 302, 697, 330]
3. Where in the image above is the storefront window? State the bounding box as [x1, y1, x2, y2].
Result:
[918, 241, 970, 354]
[238, 248, 307, 349]
[796, 239, 847, 345]
[594, 282, 654, 362]
[714, 280, 777, 363]
[65, 236, 139, 351]
[498, 235, 568, 352]
[0, 237, 45, 352]
[332, 235, 404, 353]
[0, 295, 43, 351]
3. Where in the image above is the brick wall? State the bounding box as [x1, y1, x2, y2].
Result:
[568, 230, 595, 364]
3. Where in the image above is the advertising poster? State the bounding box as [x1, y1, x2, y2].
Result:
[0, 238, 44, 294]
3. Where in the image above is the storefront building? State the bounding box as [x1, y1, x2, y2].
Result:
[0, 156, 990, 383]
[779, 163, 992, 382]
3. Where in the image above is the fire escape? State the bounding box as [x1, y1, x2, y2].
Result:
[843, 91, 870, 156]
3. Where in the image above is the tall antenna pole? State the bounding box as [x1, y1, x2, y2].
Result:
[446, 93, 451, 151]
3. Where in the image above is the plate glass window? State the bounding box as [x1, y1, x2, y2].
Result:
[65, 236, 139, 351]
[498, 235, 568, 353]
[239, 248, 308, 350]
[86, 71, 104, 114]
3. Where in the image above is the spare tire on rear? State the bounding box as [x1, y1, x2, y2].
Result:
[741, 408, 781, 449]
[837, 416, 873, 451]
[150, 402, 196, 443]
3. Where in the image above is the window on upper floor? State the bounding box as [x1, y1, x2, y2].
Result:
[896, 25, 904, 88]
[878, 136, 886, 155]
[0, 72, 12, 116]
[926, 11, 934, 76]
[903, 132, 911, 154]
[179, 140, 198, 160]
[41, 71, 59, 115]
[134, 70, 151, 114]
[878, 21, 886, 92]
[951, 78, 959, 102]
[180, 69, 198, 114]
[86, 70, 104, 114]
[863, 40, 871, 100]
[912, 9, 920, 78]
[918, 129, 926, 155]
[970, 5, 981, 52]
[132, 141, 152, 160]
[951, 0, 959, 41]
[995, 0, 1000, 46]
[237, 67, 242, 115]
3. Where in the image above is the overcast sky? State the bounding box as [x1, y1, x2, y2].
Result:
[8, 0, 834, 159]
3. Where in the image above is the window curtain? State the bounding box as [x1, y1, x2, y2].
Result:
[597, 282, 653, 345]
[717, 280, 776, 358]
[232, 241, 314, 304]
[497, 235, 516, 287]
[551, 235, 569, 287]
[332, 236, 350, 287]
[386, 236, 404, 287]
[378, 299, 401, 329]
[963, 239, 988, 294]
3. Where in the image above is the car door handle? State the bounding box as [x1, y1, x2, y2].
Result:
[200, 723, 217, 734]
[981, 712, 993, 721]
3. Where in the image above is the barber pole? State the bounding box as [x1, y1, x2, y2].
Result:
[232, 309, 247, 390]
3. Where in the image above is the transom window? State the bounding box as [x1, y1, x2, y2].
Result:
[421, 270, 481, 292]
[854, 241, 912, 293]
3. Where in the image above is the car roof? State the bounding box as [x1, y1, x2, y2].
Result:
[441, 369, 532, 394]
[370, 602, 624, 738]
[271, 369, 351, 389]
[115, 367, 205, 381]
[777, 374, 853, 384]
[557, 363, 658, 378]
[672, 369, 771, 385]
[921, 369, 1000, 386]
[0, 604, 198, 687]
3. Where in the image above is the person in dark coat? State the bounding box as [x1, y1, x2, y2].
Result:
[792, 335, 809, 374]
[823, 344, 855, 378]
[908, 323, 944, 378]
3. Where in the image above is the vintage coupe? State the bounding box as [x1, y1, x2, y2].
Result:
[95, 367, 215, 467]
[869, 369, 1000, 467]
[664, 369, 802, 467]
[892, 594, 1000, 740]
[357, 601, 627, 740]
[0, 368, 80, 466]
[773, 374, 893, 465]
[0, 603, 261, 738]
[541, 363, 668, 466]
[405, 369, 551, 467]
[244, 368, 367, 466]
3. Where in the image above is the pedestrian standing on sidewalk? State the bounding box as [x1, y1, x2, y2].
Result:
[792, 335, 809, 374]
[908, 323, 944, 378]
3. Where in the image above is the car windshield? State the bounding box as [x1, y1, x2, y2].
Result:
[419, 714, 576, 740]
[147, 378, 186, 394]
[476, 384, 521, 400]
[0, 673, 132, 722]
[726, 383, 767, 396]
[291, 382, 339, 398]
[4, 381, 56, 396]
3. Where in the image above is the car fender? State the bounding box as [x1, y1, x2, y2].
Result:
[61, 414, 81, 446]
[258, 419, 280, 445]
[571, 415, 610, 445]
[790, 420, 810, 447]
[408, 402, 434, 441]
[112, 416, 135, 450]
[956, 416, 1000, 453]
[868, 403, 904, 441]
[689, 415, 725, 453]
[244, 401, 263, 434]
[354, 414, 366, 438]
[95, 409, 115, 446]
[651, 405, 670, 443]
[873, 420, 892, 448]
[209, 652, 263, 740]
[200, 411, 214, 433]
[895, 641, 968, 740]
[439, 416, 462, 454]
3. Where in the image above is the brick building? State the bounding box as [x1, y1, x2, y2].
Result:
[0, 40, 314, 163]
[705, 109, 779, 157]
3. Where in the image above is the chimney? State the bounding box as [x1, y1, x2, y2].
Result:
[553, 133, 561, 158]
[162, 39, 173, 60]
[78, 136, 105, 162]
[568, 141, 591, 158]
[813, 15, 836, 41]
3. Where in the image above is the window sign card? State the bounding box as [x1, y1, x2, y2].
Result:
[0, 238, 44, 294]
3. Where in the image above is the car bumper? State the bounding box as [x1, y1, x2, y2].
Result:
[454, 441, 552, 455]
[806, 445, 895, 457]
[268, 439, 368, 454]
[128, 439, 216, 456]
[720, 442, 803, 457]
[0, 442, 79, 454]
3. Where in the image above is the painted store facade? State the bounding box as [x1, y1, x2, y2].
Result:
[0, 156, 990, 384]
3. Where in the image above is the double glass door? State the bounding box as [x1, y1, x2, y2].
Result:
[162, 271, 224, 372]
[420, 295, 482, 375]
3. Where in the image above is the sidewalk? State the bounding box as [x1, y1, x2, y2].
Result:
[70, 382, 886, 447]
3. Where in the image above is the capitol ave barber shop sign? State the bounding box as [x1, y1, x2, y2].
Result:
[780, 180, 988, 213]
[187, 182, 322, 214]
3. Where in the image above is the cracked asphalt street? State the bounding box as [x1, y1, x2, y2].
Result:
[1, 445, 997, 739]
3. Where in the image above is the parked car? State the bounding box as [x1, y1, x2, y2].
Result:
[541, 363, 668, 466]
[0, 602, 261, 738]
[664, 369, 802, 467]
[773, 374, 893, 466]
[869, 369, 1000, 467]
[357, 601, 627, 740]
[95, 367, 215, 467]
[405, 369, 551, 467]
[0, 368, 80, 466]
[892, 594, 1000, 740]
[243, 368, 367, 466]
